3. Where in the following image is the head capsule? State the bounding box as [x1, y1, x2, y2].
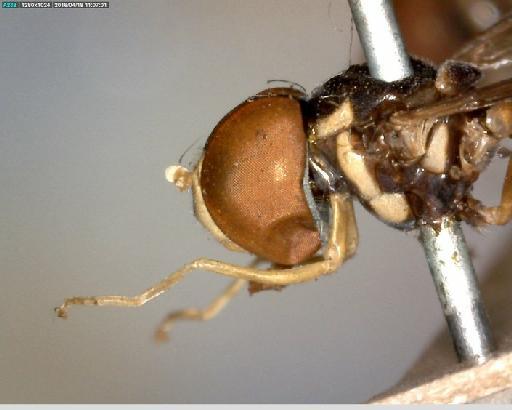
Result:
[198, 88, 322, 266]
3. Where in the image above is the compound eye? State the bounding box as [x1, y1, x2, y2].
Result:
[200, 89, 321, 266]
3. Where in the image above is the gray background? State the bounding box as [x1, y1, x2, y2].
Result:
[1, 0, 511, 403]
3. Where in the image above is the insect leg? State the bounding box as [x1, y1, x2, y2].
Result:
[55, 193, 358, 318]
[154, 257, 263, 341]
[475, 102, 512, 225]
[481, 158, 512, 225]
[154, 278, 245, 342]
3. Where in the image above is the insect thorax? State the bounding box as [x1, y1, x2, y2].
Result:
[308, 58, 499, 229]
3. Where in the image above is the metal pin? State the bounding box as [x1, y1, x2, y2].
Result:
[348, 0, 495, 364]
[348, 0, 412, 81]
[420, 219, 495, 363]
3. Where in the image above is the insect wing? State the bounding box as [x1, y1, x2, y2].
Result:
[451, 15, 512, 70]
[391, 78, 512, 125]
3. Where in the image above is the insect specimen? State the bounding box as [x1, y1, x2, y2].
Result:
[56, 16, 512, 341]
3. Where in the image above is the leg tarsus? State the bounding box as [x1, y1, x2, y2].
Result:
[55, 294, 144, 319]
[154, 278, 245, 342]
[481, 157, 512, 225]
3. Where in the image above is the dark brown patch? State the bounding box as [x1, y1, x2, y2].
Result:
[308, 58, 438, 124]
[248, 281, 285, 295]
[308, 60, 504, 228]
[435, 61, 481, 96]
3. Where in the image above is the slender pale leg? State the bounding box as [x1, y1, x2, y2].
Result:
[55, 192, 358, 318]
[483, 158, 512, 225]
[476, 103, 512, 225]
[155, 257, 263, 341]
[154, 278, 245, 342]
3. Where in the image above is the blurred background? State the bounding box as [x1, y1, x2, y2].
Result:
[1, 0, 512, 403]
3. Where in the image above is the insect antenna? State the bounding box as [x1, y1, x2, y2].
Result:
[178, 135, 204, 168]
[349, 14, 354, 66]
[266, 79, 306, 94]
[327, 0, 354, 67]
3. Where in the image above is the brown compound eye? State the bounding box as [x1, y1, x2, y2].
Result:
[200, 88, 321, 266]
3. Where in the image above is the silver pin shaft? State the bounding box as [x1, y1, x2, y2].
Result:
[348, 0, 495, 364]
[420, 219, 494, 363]
[348, 0, 412, 81]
